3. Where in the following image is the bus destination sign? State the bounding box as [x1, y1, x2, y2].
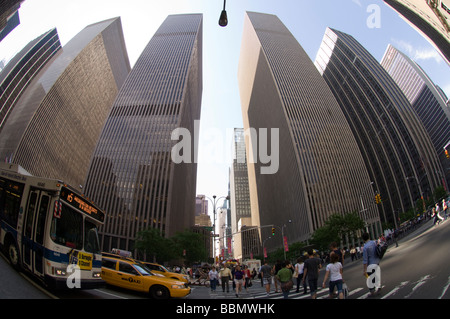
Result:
[60, 187, 105, 223]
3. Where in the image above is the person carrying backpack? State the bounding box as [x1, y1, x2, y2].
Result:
[362, 232, 381, 297]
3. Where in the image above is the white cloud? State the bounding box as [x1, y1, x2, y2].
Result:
[352, 0, 363, 7]
[391, 38, 442, 64]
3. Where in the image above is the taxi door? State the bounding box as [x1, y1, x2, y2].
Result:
[116, 261, 145, 292]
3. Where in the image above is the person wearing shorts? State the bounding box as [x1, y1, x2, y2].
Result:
[259, 261, 273, 297]
[322, 252, 344, 299]
[302, 249, 322, 299]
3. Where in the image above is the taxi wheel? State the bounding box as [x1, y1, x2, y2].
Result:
[150, 285, 170, 299]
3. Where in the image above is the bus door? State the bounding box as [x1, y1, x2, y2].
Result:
[22, 188, 50, 277]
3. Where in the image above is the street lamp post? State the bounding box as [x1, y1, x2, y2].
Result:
[206, 195, 229, 263]
[218, 0, 228, 27]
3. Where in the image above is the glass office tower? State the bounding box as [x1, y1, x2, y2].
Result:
[84, 14, 203, 253]
[238, 12, 379, 251]
[315, 28, 443, 226]
[384, 0, 450, 65]
[0, 28, 61, 134]
[381, 44, 450, 190]
[0, 17, 130, 188]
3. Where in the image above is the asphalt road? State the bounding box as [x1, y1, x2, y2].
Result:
[1, 218, 449, 300]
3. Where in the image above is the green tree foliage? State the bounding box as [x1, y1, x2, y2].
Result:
[134, 228, 176, 263]
[134, 228, 208, 265]
[310, 212, 365, 251]
[171, 230, 208, 265]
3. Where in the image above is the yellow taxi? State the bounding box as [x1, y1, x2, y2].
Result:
[141, 262, 189, 284]
[101, 255, 190, 299]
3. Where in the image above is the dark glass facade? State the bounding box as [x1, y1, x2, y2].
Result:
[0, 28, 61, 134]
[84, 14, 203, 253]
[0, 17, 130, 188]
[315, 28, 443, 226]
[381, 44, 450, 190]
[238, 12, 380, 251]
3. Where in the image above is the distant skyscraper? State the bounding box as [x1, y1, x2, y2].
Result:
[315, 28, 443, 226]
[0, 17, 130, 187]
[0, 28, 61, 134]
[84, 14, 203, 252]
[230, 128, 251, 235]
[0, 0, 24, 42]
[238, 12, 379, 251]
[230, 128, 256, 260]
[195, 194, 209, 216]
[381, 44, 450, 190]
[384, 0, 450, 65]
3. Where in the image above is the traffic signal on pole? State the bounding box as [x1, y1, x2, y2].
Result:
[272, 227, 275, 236]
[375, 193, 381, 204]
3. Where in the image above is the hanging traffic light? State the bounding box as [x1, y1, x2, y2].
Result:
[272, 227, 275, 236]
[445, 149, 449, 159]
[375, 193, 381, 204]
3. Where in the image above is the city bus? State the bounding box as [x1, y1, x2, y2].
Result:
[0, 163, 105, 289]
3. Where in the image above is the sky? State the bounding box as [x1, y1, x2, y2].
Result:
[1, 0, 449, 217]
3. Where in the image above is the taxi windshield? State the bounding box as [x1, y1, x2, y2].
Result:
[135, 264, 152, 276]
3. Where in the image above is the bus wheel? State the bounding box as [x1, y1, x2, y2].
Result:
[7, 240, 20, 269]
[150, 285, 170, 299]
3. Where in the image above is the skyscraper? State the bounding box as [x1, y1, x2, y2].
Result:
[315, 28, 443, 226]
[381, 44, 450, 190]
[0, 17, 130, 188]
[238, 12, 379, 251]
[230, 128, 256, 260]
[384, 0, 450, 65]
[84, 14, 203, 253]
[0, 28, 61, 134]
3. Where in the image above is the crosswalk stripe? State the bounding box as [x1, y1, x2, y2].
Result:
[381, 281, 409, 299]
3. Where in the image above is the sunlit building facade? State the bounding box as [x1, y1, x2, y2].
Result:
[315, 28, 443, 226]
[238, 12, 380, 252]
[84, 14, 203, 252]
[381, 44, 450, 190]
[0, 28, 61, 134]
[0, 17, 130, 188]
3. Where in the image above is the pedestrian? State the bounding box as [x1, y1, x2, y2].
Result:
[350, 246, 356, 262]
[294, 257, 307, 294]
[260, 261, 273, 297]
[208, 266, 219, 292]
[233, 265, 245, 297]
[362, 232, 381, 297]
[302, 249, 322, 299]
[219, 264, 232, 293]
[432, 206, 444, 226]
[330, 242, 344, 265]
[273, 260, 282, 293]
[322, 252, 344, 299]
[243, 265, 252, 292]
[277, 260, 293, 299]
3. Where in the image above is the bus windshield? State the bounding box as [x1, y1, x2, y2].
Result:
[50, 203, 101, 254]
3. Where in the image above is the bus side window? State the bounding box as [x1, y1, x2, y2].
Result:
[25, 192, 38, 238]
[35, 195, 49, 245]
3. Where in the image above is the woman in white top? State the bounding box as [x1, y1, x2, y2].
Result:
[322, 252, 344, 299]
[295, 257, 307, 294]
[209, 266, 219, 292]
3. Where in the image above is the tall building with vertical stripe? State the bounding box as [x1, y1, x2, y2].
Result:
[0, 17, 130, 188]
[315, 28, 443, 226]
[381, 44, 450, 190]
[0, 28, 61, 134]
[238, 12, 379, 251]
[84, 14, 203, 252]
